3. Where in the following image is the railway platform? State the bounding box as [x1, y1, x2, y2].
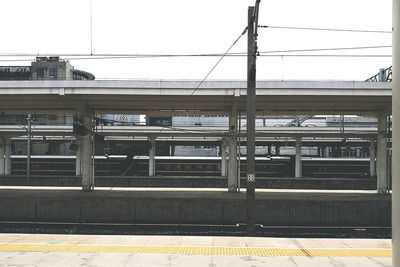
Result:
[0, 233, 391, 266]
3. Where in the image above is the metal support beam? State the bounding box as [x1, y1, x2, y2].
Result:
[221, 138, 228, 177]
[228, 107, 238, 192]
[377, 112, 389, 194]
[370, 139, 376, 178]
[295, 137, 302, 178]
[392, 0, 400, 264]
[149, 137, 156, 176]
[81, 112, 94, 191]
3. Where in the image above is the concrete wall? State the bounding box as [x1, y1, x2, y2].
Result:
[0, 176, 377, 190]
[0, 189, 390, 227]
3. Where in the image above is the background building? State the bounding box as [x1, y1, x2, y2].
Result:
[0, 57, 95, 80]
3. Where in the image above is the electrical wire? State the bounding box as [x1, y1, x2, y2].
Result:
[259, 25, 392, 33]
[0, 49, 392, 62]
[258, 54, 391, 57]
[155, 27, 248, 136]
[258, 45, 391, 54]
[0, 45, 391, 60]
[181, 26, 248, 104]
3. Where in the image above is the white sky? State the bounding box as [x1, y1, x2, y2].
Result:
[0, 0, 393, 80]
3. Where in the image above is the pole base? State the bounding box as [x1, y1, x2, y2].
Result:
[82, 185, 94, 192]
[228, 186, 239, 193]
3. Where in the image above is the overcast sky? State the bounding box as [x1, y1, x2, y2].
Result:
[0, 0, 393, 80]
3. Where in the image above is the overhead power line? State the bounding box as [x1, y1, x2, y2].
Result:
[156, 26, 247, 136]
[179, 26, 248, 108]
[96, 27, 247, 136]
[0, 45, 390, 57]
[259, 45, 391, 54]
[0, 45, 391, 62]
[0, 55, 391, 63]
[258, 54, 392, 57]
[259, 25, 392, 34]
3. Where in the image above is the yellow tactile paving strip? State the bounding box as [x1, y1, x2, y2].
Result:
[0, 244, 391, 257]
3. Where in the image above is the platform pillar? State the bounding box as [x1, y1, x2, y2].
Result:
[228, 107, 238, 192]
[319, 146, 324, 158]
[370, 139, 376, 178]
[75, 137, 82, 176]
[81, 112, 94, 192]
[393, 0, 400, 265]
[4, 138, 11, 175]
[324, 147, 330, 158]
[0, 139, 5, 175]
[377, 112, 389, 194]
[295, 137, 302, 178]
[149, 137, 156, 176]
[221, 138, 228, 177]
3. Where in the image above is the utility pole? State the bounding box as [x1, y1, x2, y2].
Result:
[246, 1, 260, 236]
[26, 114, 32, 184]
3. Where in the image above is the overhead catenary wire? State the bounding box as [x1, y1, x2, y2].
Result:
[155, 26, 248, 135]
[259, 45, 391, 54]
[180, 26, 248, 104]
[0, 55, 392, 63]
[259, 54, 392, 57]
[0, 45, 391, 57]
[0, 45, 392, 63]
[259, 25, 392, 34]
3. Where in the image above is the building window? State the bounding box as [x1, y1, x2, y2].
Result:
[49, 68, 57, 80]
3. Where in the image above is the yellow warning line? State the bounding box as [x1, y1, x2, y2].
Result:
[0, 244, 391, 257]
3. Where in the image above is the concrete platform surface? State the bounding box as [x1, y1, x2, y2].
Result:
[0, 234, 391, 266]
